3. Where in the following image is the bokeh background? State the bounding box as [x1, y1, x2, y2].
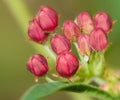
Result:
[0, 0, 120, 100]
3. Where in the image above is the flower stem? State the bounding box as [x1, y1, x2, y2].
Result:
[43, 45, 56, 60]
[73, 42, 83, 60]
[45, 76, 55, 82]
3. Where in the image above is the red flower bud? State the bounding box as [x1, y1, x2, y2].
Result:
[77, 34, 91, 55]
[37, 6, 58, 31]
[94, 12, 112, 33]
[90, 28, 108, 51]
[26, 54, 48, 77]
[77, 12, 94, 34]
[63, 20, 80, 40]
[51, 34, 71, 54]
[28, 18, 48, 43]
[56, 52, 79, 78]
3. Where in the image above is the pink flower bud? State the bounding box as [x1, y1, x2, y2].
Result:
[51, 34, 71, 54]
[63, 20, 80, 40]
[94, 12, 112, 34]
[115, 82, 120, 91]
[26, 54, 48, 77]
[90, 28, 108, 51]
[77, 12, 94, 34]
[56, 52, 79, 78]
[37, 6, 58, 31]
[77, 34, 91, 55]
[99, 83, 109, 91]
[28, 18, 48, 43]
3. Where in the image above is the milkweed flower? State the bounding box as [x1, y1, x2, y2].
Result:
[63, 20, 80, 41]
[36, 6, 58, 31]
[76, 12, 94, 34]
[56, 51, 79, 78]
[28, 18, 48, 43]
[26, 54, 48, 77]
[77, 34, 91, 55]
[90, 28, 108, 51]
[51, 34, 71, 54]
[94, 12, 112, 34]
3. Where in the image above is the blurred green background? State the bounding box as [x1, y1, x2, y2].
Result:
[0, 0, 120, 100]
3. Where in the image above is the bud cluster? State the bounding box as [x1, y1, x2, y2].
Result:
[26, 5, 116, 85]
[76, 12, 113, 55]
[28, 6, 58, 43]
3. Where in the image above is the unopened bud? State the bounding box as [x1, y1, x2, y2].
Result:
[99, 83, 109, 91]
[51, 34, 71, 54]
[90, 28, 108, 51]
[115, 82, 120, 92]
[77, 34, 91, 55]
[94, 12, 112, 34]
[26, 54, 48, 77]
[28, 18, 48, 43]
[76, 12, 94, 34]
[37, 6, 58, 31]
[63, 20, 80, 40]
[56, 51, 79, 78]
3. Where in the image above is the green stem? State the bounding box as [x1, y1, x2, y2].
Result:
[43, 45, 56, 60]
[2, 0, 55, 60]
[73, 42, 83, 60]
[45, 76, 55, 82]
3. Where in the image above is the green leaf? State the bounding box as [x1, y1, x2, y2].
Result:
[21, 82, 115, 100]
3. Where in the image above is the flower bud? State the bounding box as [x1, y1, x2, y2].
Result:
[94, 12, 112, 34]
[56, 51, 79, 78]
[63, 20, 80, 40]
[28, 18, 48, 43]
[76, 12, 94, 34]
[77, 34, 91, 55]
[115, 82, 120, 92]
[99, 83, 109, 91]
[51, 34, 71, 54]
[26, 54, 48, 77]
[90, 28, 108, 51]
[37, 6, 58, 31]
